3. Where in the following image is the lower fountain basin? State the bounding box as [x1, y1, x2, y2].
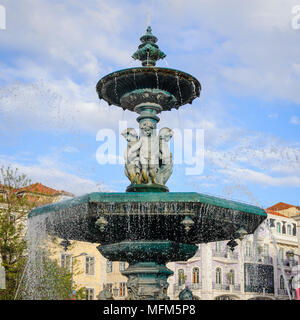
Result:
[97, 241, 198, 264]
[28, 192, 267, 245]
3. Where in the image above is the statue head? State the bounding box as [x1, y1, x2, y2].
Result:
[140, 120, 155, 137]
[121, 128, 138, 142]
[159, 127, 173, 142]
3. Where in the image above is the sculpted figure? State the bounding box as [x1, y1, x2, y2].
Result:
[126, 275, 139, 300]
[139, 120, 160, 184]
[157, 127, 173, 185]
[121, 128, 142, 184]
[97, 287, 114, 300]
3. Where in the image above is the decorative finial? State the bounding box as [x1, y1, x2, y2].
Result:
[132, 26, 166, 67]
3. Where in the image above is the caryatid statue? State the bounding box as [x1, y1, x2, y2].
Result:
[122, 122, 173, 187]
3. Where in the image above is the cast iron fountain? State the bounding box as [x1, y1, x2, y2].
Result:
[28, 27, 267, 300]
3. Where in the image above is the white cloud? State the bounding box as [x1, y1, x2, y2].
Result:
[220, 168, 300, 187]
[62, 146, 79, 153]
[290, 116, 300, 125]
[0, 154, 110, 195]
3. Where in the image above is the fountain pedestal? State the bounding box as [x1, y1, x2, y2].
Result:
[123, 262, 173, 300]
[98, 240, 198, 300]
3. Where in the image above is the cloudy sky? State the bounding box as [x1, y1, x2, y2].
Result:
[0, 0, 299, 208]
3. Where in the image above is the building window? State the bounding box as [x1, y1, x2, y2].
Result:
[246, 241, 252, 257]
[85, 256, 95, 275]
[178, 269, 185, 286]
[104, 283, 113, 294]
[85, 288, 94, 300]
[61, 253, 72, 271]
[279, 275, 285, 290]
[279, 248, 284, 262]
[287, 225, 292, 236]
[276, 222, 281, 234]
[228, 269, 235, 285]
[216, 268, 222, 284]
[263, 244, 269, 257]
[119, 282, 126, 297]
[245, 268, 250, 286]
[215, 242, 222, 253]
[192, 267, 200, 284]
[119, 262, 126, 272]
[106, 260, 113, 273]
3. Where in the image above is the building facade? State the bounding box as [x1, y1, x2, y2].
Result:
[167, 203, 300, 300]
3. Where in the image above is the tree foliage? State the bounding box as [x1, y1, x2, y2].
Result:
[0, 166, 85, 300]
[0, 166, 32, 300]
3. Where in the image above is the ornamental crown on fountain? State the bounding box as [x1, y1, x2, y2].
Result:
[123, 27, 173, 189]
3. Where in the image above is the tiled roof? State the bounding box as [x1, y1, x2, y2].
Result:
[16, 183, 74, 197]
[267, 202, 296, 211]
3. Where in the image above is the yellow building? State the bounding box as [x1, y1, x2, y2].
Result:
[52, 239, 129, 300]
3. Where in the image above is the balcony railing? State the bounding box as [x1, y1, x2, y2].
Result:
[213, 251, 227, 258]
[213, 250, 238, 260]
[190, 283, 202, 290]
[212, 283, 230, 291]
[232, 284, 241, 292]
[277, 288, 288, 296]
[173, 282, 202, 293]
[277, 258, 299, 267]
[244, 255, 273, 265]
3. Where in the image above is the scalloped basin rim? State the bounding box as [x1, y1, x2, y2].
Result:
[97, 67, 201, 85]
[28, 192, 267, 218]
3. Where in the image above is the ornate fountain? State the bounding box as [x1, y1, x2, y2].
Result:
[28, 27, 267, 300]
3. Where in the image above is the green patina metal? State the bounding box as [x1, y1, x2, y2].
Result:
[98, 241, 198, 264]
[28, 192, 266, 218]
[132, 26, 166, 67]
[27, 27, 268, 300]
[96, 67, 201, 111]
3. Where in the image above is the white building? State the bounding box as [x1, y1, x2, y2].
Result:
[167, 208, 299, 300]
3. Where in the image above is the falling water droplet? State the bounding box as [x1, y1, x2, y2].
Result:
[114, 77, 118, 101]
[176, 73, 183, 105]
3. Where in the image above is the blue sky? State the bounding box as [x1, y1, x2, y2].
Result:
[0, 0, 299, 208]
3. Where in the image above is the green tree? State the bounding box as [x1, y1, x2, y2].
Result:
[21, 249, 85, 300]
[0, 166, 86, 300]
[0, 166, 32, 300]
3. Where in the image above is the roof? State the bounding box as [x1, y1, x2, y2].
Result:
[266, 202, 298, 212]
[265, 209, 288, 218]
[15, 183, 74, 197]
[16, 183, 61, 196]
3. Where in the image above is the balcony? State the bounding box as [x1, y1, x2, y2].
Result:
[258, 256, 273, 265]
[173, 282, 202, 294]
[232, 284, 241, 292]
[277, 288, 288, 296]
[213, 250, 238, 261]
[212, 283, 230, 291]
[277, 258, 299, 268]
[244, 255, 273, 265]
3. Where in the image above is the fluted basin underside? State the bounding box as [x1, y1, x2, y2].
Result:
[96, 67, 201, 111]
[29, 192, 267, 245]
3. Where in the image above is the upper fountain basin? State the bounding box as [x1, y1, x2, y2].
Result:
[96, 67, 201, 111]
